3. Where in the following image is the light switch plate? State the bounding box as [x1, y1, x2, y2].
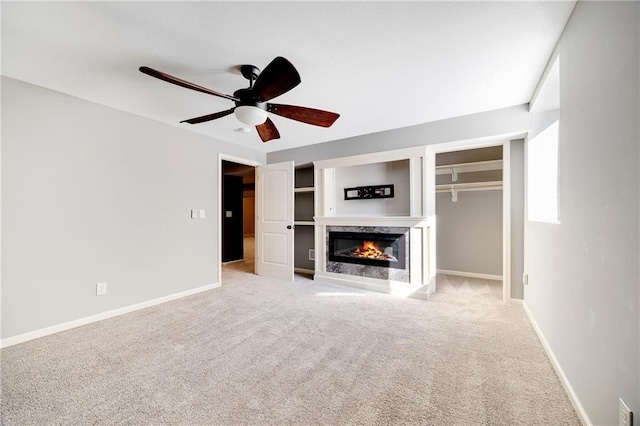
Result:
[226, 210, 233, 218]
[191, 209, 198, 219]
[199, 209, 205, 219]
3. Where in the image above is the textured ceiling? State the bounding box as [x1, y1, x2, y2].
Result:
[1, 1, 575, 153]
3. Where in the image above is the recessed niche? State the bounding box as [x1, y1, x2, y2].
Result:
[334, 160, 410, 216]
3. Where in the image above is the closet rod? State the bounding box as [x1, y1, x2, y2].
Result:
[435, 181, 503, 192]
[436, 181, 502, 202]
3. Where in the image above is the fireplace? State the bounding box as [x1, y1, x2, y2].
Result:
[328, 231, 406, 270]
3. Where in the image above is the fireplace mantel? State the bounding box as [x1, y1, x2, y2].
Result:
[312, 146, 437, 298]
[315, 216, 431, 228]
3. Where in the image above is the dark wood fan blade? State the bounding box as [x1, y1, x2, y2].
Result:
[252, 57, 301, 102]
[267, 103, 340, 127]
[180, 108, 235, 124]
[139, 66, 239, 102]
[256, 118, 280, 142]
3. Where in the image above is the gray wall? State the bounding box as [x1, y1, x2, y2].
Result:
[436, 191, 503, 276]
[267, 104, 530, 165]
[334, 160, 410, 216]
[509, 140, 525, 299]
[1, 77, 264, 340]
[524, 2, 639, 424]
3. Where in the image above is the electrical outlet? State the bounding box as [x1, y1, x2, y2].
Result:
[620, 398, 633, 426]
[523, 273, 529, 285]
[199, 209, 205, 219]
[191, 209, 198, 219]
[309, 249, 315, 261]
[96, 282, 107, 296]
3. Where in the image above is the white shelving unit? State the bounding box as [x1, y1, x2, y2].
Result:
[294, 165, 315, 275]
[312, 146, 437, 298]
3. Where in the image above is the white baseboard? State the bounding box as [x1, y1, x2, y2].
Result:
[437, 269, 503, 281]
[0, 282, 220, 349]
[522, 301, 592, 426]
[509, 298, 523, 305]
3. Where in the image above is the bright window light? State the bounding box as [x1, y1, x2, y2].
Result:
[528, 120, 559, 223]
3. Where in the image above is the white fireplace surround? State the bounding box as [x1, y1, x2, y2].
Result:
[312, 147, 436, 298]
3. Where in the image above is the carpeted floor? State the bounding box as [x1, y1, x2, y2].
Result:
[1, 239, 579, 425]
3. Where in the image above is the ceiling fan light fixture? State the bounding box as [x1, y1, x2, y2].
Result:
[234, 105, 267, 126]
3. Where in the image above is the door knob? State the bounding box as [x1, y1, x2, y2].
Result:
[287, 225, 294, 229]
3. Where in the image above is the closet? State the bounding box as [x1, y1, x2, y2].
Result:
[435, 146, 503, 279]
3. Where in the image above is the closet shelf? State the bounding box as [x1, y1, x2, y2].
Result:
[437, 181, 502, 202]
[436, 181, 503, 192]
[294, 221, 314, 226]
[294, 187, 314, 193]
[436, 159, 502, 182]
[435, 159, 502, 174]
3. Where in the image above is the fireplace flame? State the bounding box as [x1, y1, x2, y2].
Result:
[353, 241, 391, 260]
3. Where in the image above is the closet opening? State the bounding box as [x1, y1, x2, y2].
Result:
[434, 145, 504, 300]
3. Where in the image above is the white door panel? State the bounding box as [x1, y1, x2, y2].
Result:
[256, 161, 294, 281]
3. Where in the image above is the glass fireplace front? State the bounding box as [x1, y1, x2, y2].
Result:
[328, 231, 406, 270]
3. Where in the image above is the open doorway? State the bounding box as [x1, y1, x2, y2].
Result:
[218, 154, 261, 283]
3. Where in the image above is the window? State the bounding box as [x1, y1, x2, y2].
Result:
[528, 54, 560, 224]
[527, 119, 559, 223]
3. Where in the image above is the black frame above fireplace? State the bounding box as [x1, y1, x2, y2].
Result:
[328, 231, 406, 270]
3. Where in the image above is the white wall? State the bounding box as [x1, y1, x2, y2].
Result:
[1, 77, 264, 340]
[436, 190, 503, 276]
[524, 2, 639, 424]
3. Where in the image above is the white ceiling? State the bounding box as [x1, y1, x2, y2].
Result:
[1, 1, 575, 153]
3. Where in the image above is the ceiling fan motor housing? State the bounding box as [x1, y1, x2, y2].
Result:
[233, 88, 267, 111]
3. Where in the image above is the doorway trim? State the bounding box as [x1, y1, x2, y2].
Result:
[430, 137, 516, 304]
[217, 153, 262, 285]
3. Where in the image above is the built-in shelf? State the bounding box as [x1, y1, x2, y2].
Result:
[435, 159, 502, 174]
[294, 165, 315, 275]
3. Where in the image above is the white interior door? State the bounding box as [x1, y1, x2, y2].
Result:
[256, 161, 294, 281]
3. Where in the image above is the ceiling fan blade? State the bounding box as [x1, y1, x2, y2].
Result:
[267, 104, 340, 127]
[180, 108, 235, 124]
[252, 57, 301, 102]
[139, 66, 239, 102]
[256, 118, 280, 142]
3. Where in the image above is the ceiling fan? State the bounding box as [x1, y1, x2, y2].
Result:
[139, 57, 340, 142]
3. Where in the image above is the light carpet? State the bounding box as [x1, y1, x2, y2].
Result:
[1, 254, 579, 424]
